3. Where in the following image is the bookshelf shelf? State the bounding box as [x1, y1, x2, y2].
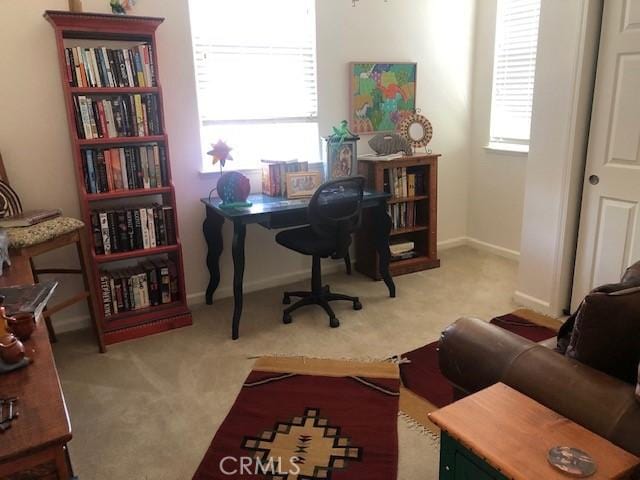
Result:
[390, 226, 428, 236]
[387, 195, 429, 205]
[93, 244, 179, 263]
[356, 154, 441, 278]
[86, 186, 172, 201]
[46, 10, 192, 348]
[70, 86, 159, 94]
[77, 135, 166, 146]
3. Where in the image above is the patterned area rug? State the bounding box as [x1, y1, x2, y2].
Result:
[398, 309, 559, 434]
[193, 357, 400, 480]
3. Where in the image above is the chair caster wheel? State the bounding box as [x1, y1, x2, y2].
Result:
[329, 317, 340, 328]
[353, 300, 362, 311]
[283, 313, 292, 324]
[283, 294, 291, 305]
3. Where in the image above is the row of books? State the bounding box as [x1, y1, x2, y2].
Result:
[90, 205, 177, 255]
[387, 201, 419, 231]
[64, 44, 155, 88]
[82, 145, 168, 194]
[99, 259, 179, 318]
[73, 94, 161, 140]
[261, 159, 309, 197]
[383, 167, 426, 198]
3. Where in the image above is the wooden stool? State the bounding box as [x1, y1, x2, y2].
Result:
[0, 152, 104, 352]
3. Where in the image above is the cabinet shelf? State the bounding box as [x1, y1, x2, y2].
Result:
[93, 244, 178, 263]
[70, 86, 159, 95]
[390, 226, 428, 236]
[387, 195, 428, 204]
[86, 186, 172, 201]
[77, 135, 166, 146]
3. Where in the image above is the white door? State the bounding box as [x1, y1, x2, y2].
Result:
[572, 0, 640, 310]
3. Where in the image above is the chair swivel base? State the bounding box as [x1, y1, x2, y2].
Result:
[282, 285, 362, 328]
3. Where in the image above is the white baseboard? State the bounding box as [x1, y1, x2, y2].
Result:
[54, 237, 520, 333]
[186, 262, 346, 305]
[465, 237, 520, 261]
[437, 236, 468, 250]
[513, 290, 552, 315]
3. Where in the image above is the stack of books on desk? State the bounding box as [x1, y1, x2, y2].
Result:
[261, 159, 309, 197]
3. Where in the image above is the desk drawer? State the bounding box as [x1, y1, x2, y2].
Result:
[262, 210, 309, 229]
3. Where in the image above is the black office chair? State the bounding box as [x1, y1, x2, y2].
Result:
[275, 176, 365, 328]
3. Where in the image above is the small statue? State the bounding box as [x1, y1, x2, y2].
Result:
[110, 0, 135, 14]
[0, 229, 10, 276]
[368, 133, 412, 156]
[329, 120, 359, 146]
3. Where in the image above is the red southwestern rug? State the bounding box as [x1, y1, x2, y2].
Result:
[398, 309, 559, 433]
[193, 357, 400, 480]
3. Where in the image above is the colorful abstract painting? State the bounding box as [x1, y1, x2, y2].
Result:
[349, 62, 417, 134]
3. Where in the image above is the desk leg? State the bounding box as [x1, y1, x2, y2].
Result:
[231, 221, 246, 340]
[374, 201, 396, 297]
[203, 208, 224, 305]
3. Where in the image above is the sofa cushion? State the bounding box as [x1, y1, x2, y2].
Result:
[558, 261, 640, 353]
[566, 286, 640, 384]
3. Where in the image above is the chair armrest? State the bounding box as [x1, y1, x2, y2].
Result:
[439, 317, 640, 456]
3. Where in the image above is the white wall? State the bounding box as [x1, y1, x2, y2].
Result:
[515, 0, 602, 316]
[0, 0, 475, 330]
[467, 0, 526, 256]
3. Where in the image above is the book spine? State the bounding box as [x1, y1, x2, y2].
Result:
[103, 150, 114, 192]
[140, 146, 150, 188]
[147, 145, 157, 188]
[125, 209, 135, 251]
[119, 148, 129, 190]
[77, 96, 93, 139]
[156, 205, 167, 245]
[163, 207, 176, 244]
[146, 207, 156, 248]
[100, 272, 112, 318]
[98, 212, 111, 254]
[106, 210, 119, 252]
[133, 209, 143, 249]
[158, 261, 171, 304]
[86, 150, 97, 193]
[168, 260, 179, 302]
[140, 208, 150, 249]
[152, 145, 162, 187]
[109, 276, 119, 315]
[116, 210, 129, 252]
[159, 146, 168, 186]
[90, 212, 104, 254]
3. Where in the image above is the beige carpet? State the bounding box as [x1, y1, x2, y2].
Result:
[53, 246, 522, 479]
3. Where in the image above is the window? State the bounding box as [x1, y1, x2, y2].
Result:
[189, 0, 319, 172]
[489, 0, 541, 151]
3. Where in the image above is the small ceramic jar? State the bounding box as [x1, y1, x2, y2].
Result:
[7, 313, 35, 341]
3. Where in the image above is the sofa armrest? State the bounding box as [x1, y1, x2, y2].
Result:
[439, 317, 640, 456]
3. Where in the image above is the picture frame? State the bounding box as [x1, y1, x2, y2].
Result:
[323, 137, 359, 180]
[286, 171, 322, 199]
[349, 62, 417, 134]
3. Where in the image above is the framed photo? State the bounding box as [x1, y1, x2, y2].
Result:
[349, 62, 417, 134]
[286, 171, 322, 199]
[324, 138, 358, 180]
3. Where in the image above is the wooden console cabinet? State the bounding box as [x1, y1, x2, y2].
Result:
[356, 154, 440, 278]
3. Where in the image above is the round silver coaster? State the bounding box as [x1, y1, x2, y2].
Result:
[548, 446, 597, 477]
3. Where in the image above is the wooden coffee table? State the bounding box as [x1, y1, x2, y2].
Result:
[429, 383, 639, 479]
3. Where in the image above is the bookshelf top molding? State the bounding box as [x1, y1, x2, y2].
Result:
[44, 10, 164, 37]
[358, 153, 441, 163]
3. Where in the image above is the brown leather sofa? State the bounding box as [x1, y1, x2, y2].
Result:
[439, 266, 640, 457]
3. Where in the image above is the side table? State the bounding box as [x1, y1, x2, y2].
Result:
[429, 383, 639, 479]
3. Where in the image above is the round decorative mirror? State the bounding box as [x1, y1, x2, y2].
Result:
[399, 112, 433, 150]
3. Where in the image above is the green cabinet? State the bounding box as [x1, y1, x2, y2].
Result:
[439, 431, 509, 480]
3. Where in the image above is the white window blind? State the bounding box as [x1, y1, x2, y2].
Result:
[489, 0, 541, 148]
[189, 0, 319, 171]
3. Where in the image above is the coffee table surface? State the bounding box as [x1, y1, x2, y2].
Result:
[429, 383, 639, 480]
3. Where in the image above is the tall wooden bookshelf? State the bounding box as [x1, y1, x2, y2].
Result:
[45, 11, 192, 347]
[356, 154, 441, 278]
